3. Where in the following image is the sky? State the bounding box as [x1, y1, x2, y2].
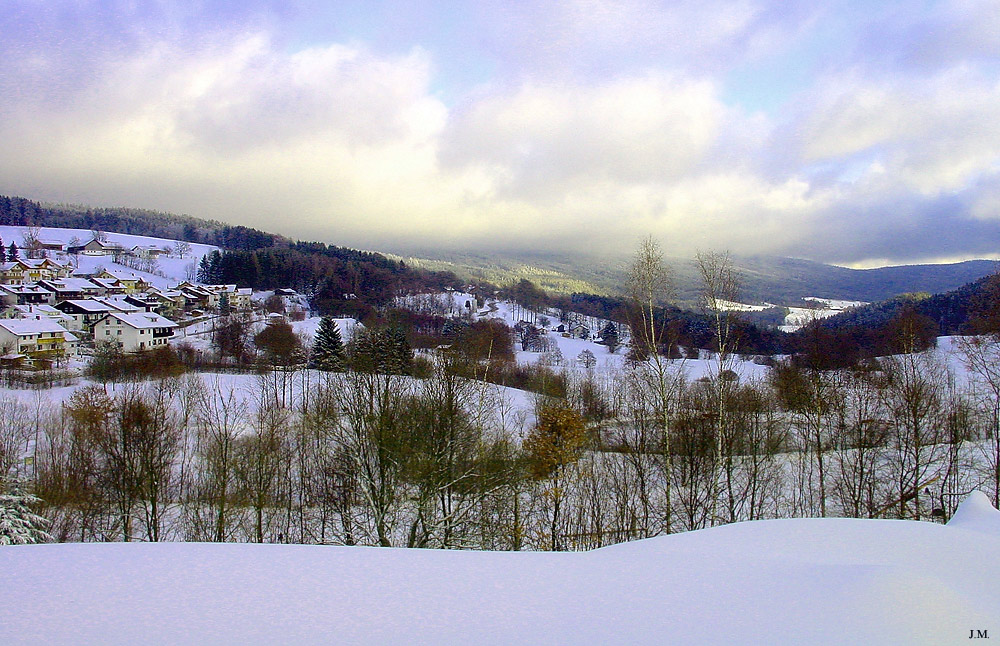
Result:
[1, 0, 999, 267]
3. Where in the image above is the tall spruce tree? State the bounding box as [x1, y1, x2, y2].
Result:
[218, 291, 231, 316]
[600, 321, 620, 353]
[310, 316, 346, 371]
[7, 242, 17, 262]
[386, 327, 413, 375]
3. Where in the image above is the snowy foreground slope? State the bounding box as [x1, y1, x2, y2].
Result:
[3, 494, 999, 646]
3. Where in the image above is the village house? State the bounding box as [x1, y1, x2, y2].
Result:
[123, 294, 161, 312]
[200, 284, 253, 310]
[0, 262, 27, 285]
[28, 258, 73, 281]
[91, 269, 151, 294]
[55, 299, 123, 334]
[0, 317, 78, 361]
[174, 282, 213, 310]
[86, 277, 126, 295]
[151, 289, 187, 315]
[2, 304, 74, 328]
[38, 277, 106, 301]
[69, 239, 127, 256]
[37, 239, 66, 253]
[131, 245, 168, 260]
[0, 283, 55, 306]
[24, 238, 67, 258]
[93, 311, 177, 352]
[0, 258, 72, 285]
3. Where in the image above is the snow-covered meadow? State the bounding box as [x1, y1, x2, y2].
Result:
[2, 491, 998, 645]
[2, 281, 1000, 642]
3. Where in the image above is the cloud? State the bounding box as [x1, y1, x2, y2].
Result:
[0, 28, 467, 245]
[1, 0, 999, 267]
[441, 74, 735, 193]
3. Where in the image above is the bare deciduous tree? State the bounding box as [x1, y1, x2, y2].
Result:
[696, 250, 742, 524]
[626, 237, 679, 533]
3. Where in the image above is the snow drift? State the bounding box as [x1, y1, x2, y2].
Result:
[2, 493, 998, 645]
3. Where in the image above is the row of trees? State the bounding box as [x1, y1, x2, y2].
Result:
[5, 324, 999, 549]
[4, 231, 1000, 548]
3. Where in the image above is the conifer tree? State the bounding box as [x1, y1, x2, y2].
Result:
[219, 291, 231, 316]
[348, 328, 413, 375]
[310, 316, 346, 372]
[7, 242, 17, 262]
[386, 327, 413, 375]
[0, 479, 51, 545]
[600, 321, 620, 353]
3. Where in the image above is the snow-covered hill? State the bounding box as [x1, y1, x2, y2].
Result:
[2, 492, 997, 645]
[0, 225, 218, 288]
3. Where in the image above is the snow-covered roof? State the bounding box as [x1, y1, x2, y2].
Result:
[60, 299, 118, 313]
[98, 269, 146, 282]
[102, 311, 177, 329]
[0, 318, 71, 336]
[95, 297, 142, 312]
[0, 284, 53, 295]
[21, 258, 65, 268]
[40, 277, 101, 291]
[12, 304, 62, 316]
[88, 277, 120, 289]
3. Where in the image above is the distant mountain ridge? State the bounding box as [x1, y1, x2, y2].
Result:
[386, 247, 999, 307]
[722, 256, 999, 305]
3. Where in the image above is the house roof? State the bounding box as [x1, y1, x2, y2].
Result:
[95, 297, 142, 312]
[59, 299, 118, 313]
[88, 278, 120, 289]
[0, 318, 72, 336]
[98, 269, 144, 282]
[12, 304, 62, 316]
[0, 284, 53, 296]
[21, 258, 64, 269]
[40, 278, 102, 292]
[102, 312, 177, 330]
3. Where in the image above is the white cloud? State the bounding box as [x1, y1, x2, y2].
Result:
[2, 1, 1000, 265]
[796, 66, 1000, 197]
[442, 74, 732, 194]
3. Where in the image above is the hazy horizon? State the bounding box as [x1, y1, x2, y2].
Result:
[2, 1, 999, 266]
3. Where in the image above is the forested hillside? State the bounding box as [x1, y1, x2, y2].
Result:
[819, 273, 999, 337]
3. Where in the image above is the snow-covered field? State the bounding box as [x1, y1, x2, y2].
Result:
[2, 491, 997, 645]
[781, 297, 867, 332]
